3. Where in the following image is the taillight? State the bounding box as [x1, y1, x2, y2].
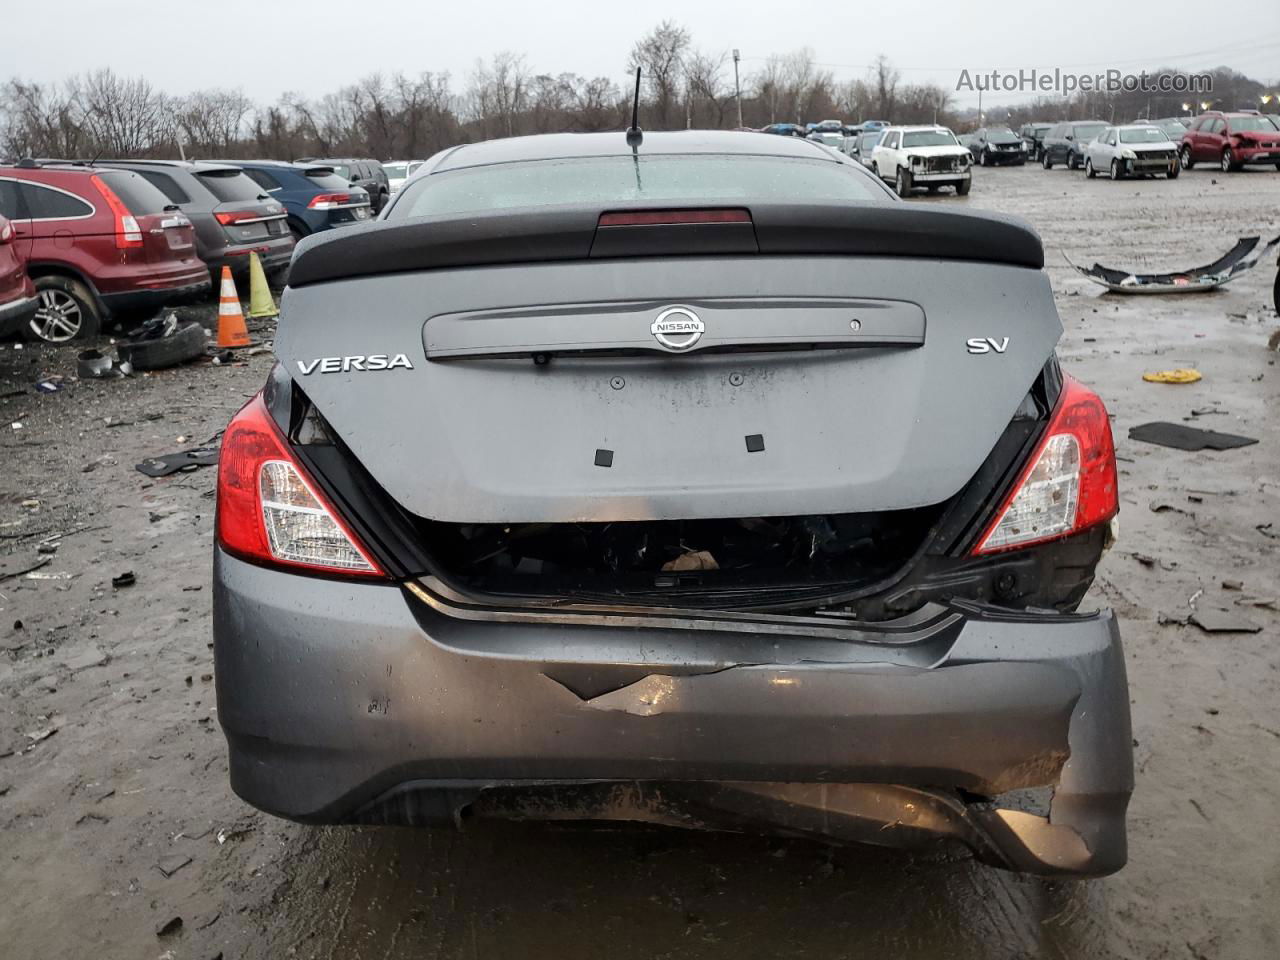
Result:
[307, 193, 359, 210]
[973, 375, 1118, 555]
[90, 174, 142, 248]
[216, 394, 386, 578]
[215, 210, 261, 226]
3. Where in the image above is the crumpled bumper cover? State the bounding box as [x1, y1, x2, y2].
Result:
[213, 550, 1134, 876]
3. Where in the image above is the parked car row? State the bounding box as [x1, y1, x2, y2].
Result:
[0, 155, 390, 343]
[0, 161, 212, 341]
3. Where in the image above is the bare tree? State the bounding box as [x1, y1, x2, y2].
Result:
[871, 54, 901, 119]
[628, 20, 690, 129]
[684, 49, 732, 128]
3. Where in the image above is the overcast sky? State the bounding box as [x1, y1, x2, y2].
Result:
[4, 0, 1278, 110]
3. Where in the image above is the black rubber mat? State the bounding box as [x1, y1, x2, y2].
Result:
[135, 447, 220, 478]
[1128, 422, 1258, 452]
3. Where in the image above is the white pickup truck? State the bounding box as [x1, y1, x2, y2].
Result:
[871, 125, 973, 198]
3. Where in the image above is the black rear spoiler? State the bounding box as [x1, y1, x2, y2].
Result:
[287, 201, 1045, 288]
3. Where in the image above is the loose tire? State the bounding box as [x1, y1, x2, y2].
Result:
[1085, 158, 1097, 178]
[956, 178, 971, 196]
[895, 167, 914, 198]
[115, 321, 208, 371]
[1180, 145, 1194, 169]
[29, 276, 100, 343]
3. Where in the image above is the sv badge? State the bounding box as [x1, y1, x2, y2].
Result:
[966, 337, 1009, 355]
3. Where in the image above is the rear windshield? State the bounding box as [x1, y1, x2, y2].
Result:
[303, 169, 353, 191]
[98, 170, 174, 215]
[330, 164, 352, 178]
[195, 169, 265, 202]
[392, 154, 880, 219]
[903, 130, 957, 147]
[1120, 127, 1169, 143]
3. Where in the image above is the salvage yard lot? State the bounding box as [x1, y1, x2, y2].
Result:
[2, 163, 1278, 960]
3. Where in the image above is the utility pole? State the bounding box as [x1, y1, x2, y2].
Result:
[733, 49, 744, 128]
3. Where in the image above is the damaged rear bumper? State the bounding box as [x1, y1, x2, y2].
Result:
[213, 549, 1133, 876]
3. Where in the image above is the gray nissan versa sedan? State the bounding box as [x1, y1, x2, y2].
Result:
[213, 130, 1132, 877]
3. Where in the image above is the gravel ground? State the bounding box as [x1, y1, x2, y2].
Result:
[1, 162, 1278, 960]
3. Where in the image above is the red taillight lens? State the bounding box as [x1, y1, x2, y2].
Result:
[973, 375, 1118, 555]
[90, 174, 142, 248]
[598, 208, 752, 226]
[215, 210, 259, 226]
[216, 394, 387, 578]
[307, 193, 361, 210]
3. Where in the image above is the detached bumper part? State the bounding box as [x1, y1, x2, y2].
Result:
[214, 550, 1134, 877]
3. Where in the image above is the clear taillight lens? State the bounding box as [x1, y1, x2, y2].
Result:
[258, 460, 376, 572]
[979, 434, 1080, 551]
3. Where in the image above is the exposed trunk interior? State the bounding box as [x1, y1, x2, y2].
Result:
[417, 506, 946, 608]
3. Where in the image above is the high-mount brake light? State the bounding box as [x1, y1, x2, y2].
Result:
[215, 395, 386, 578]
[90, 174, 143, 248]
[598, 208, 752, 226]
[974, 375, 1118, 555]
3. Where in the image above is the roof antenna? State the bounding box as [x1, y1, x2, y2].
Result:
[626, 67, 643, 149]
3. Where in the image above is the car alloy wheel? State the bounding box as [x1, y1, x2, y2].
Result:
[1220, 149, 1233, 172]
[1110, 160, 1122, 181]
[1042, 153, 1053, 169]
[1067, 152, 1079, 170]
[1180, 145, 1194, 169]
[31, 289, 83, 343]
[1085, 158, 1095, 178]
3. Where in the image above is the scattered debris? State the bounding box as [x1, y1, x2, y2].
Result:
[155, 915, 184, 937]
[1065, 234, 1280, 293]
[1141, 369, 1202, 385]
[1129, 422, 1257, 452]
[0, 556, 51, 582]
[34, 376, 65, 393]
[1257, 523, 1278, 540]
[156, 854, 192, 878]
[25, 570, 74, 581]
[1222, 579, 1243, 591]
[1190, 611, 1261, 634]
[111, 571, 136, 589]
[117, 315, 208, 371]
[76, 349, 127, 380]
[1150, 501, 1194, 516]
[134, 446, 219, 478]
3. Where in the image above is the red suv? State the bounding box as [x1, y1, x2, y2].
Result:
[1179, 111, 1280, 172]
[0, 215, 39, 340]
[0, 162, 210, 342]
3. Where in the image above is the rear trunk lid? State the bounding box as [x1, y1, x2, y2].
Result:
[278, 203, 1060, 526]
[195, 168, 288, 243]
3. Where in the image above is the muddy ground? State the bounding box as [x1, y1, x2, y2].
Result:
[2, 162, 1278, 960]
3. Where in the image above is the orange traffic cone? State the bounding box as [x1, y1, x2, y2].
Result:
[216, 266, 251, 348]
